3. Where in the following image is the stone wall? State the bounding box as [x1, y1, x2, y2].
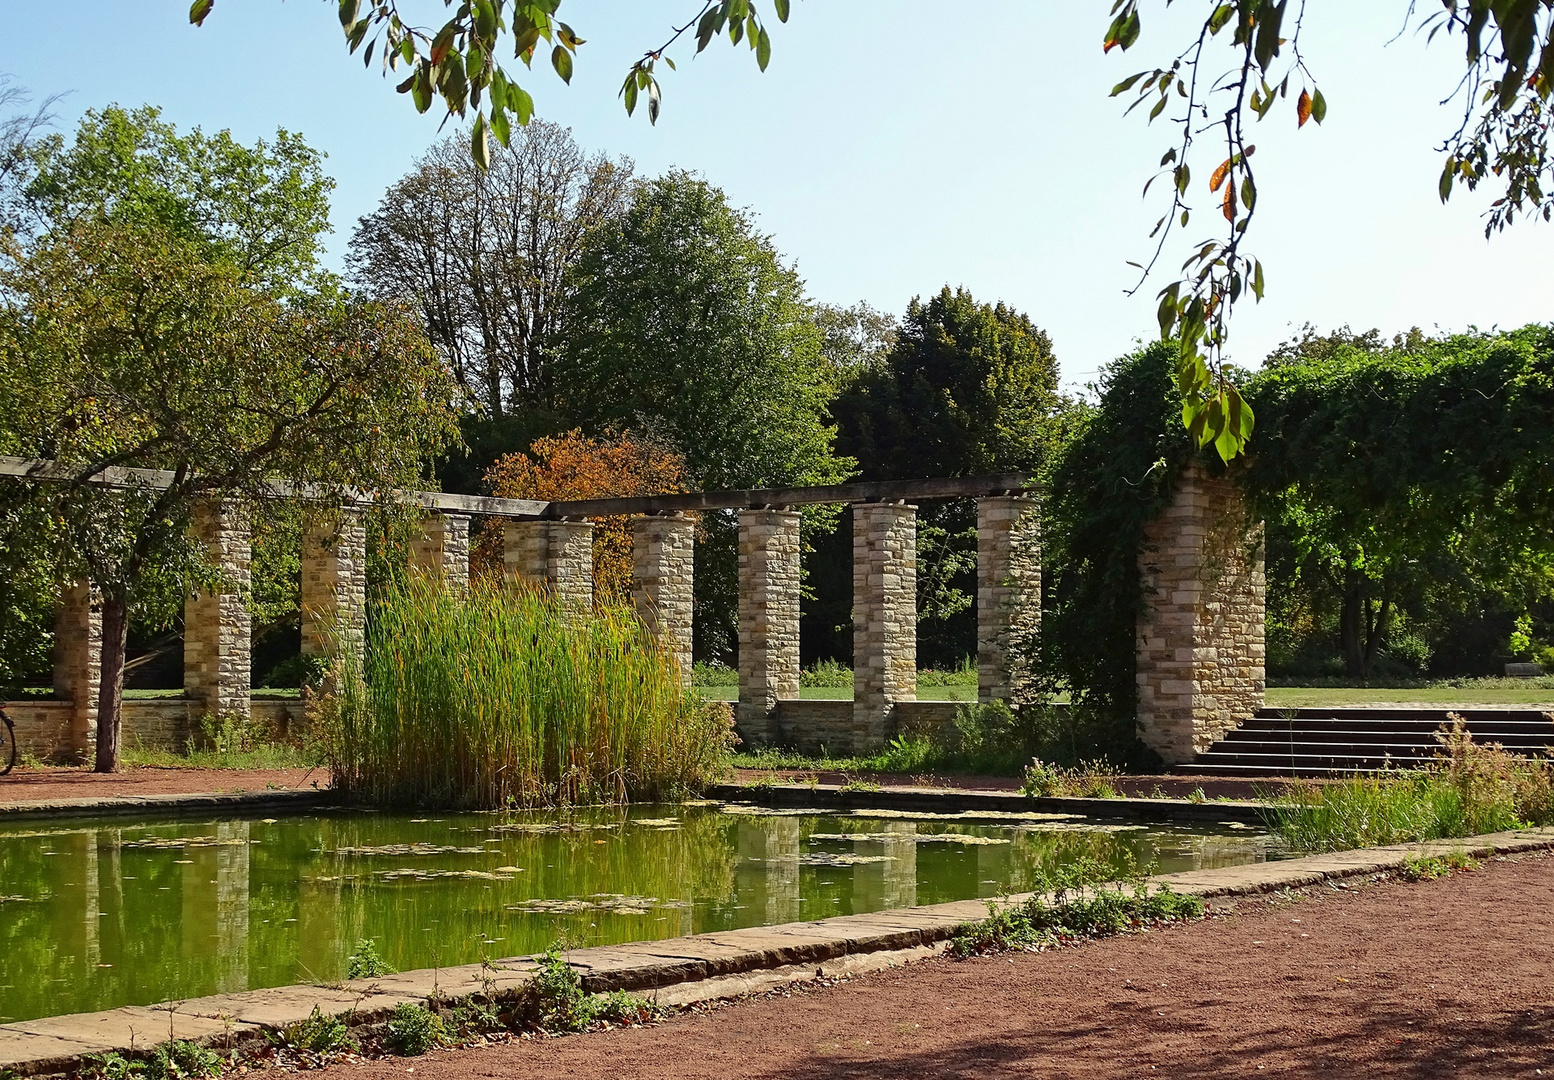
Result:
[52, 581, 101, 763]
[976, 496, 1041, 704]
[410, 513, 471, 590]
[184, 500, 252, 723]
[631, 514, 696, 687]
[301, 511, 367, 667]
[853, 503, 917, 748]
[1136, 463, 1266, 764]
[503, 520, 595, 610]
[736, 510, 801, 746]
[2, 697, 308, 758]
[771, 699, 962, 756]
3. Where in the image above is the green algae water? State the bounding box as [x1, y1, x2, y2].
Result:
[0, 804, 1275, 1022]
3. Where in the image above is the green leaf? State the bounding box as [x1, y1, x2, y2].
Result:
[339, 0, 360, 30]
[756, 26, 771, 71]
[189, 0, 214, 26]
[511, 85, 535, 125]
[471, 114, 490, 172]
[647, 78, 661, 124]
[411, 67, 433, 113]
[623, 73, 639, 115]
[1310, 87, 1327, 123]
[1439, 159, 1455, 202]
[551, 44, 573, 83]
[489, 104, 511, 147]
[774, 0, 790, 21]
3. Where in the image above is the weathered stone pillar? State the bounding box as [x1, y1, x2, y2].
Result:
[184, 499, 252, 724]
[410, 513, 470, 591]
[300, 510, 367, 669]
[977, 496, 1042, 704]
[853, 502, 917, 750]
[502, 519, 595, 610]
[737, 509, 801, 746]
[1136, 463, 1266, 765]
[631, 513, 696, 686]
[53, 581, 102, 760]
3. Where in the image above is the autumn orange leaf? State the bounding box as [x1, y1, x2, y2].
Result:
[1297, 89, 1312, 128]
[1209, 158, 1232, 193]
[1221, 183, 1236, 222]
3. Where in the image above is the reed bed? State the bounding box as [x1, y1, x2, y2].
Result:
[317, 578, 734, 809]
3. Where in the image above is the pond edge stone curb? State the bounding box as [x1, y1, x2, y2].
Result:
[3, 825, 1551, 1077]
[0, 788, 341, 822]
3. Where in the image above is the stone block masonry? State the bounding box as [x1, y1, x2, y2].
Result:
[1136, 463, 1266, 764]
[502, 519, 595, 611]
[184, 499, 252, 725]
[52, 581, 101, 761]
[737, 510, 801, 746]
[410, 513, 470, 591]
[853, 503, 917, 750]
[632, 514, 696, 687]
[300, 511, 367, 671]
[977, 496, 1041, 705]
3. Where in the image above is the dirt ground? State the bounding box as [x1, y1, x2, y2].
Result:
[0, 764, 327, 802]
[327, 853, 1554, 1079]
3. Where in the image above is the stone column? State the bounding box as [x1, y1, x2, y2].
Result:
[52, 581, 102, 761]
[737, 509, 801, 746]
[1136, 463, 1266, 765]
[631, 514, 696, 687]
[977, 496, 1042, 704]
[409, 513, 471, 591]
[852, 502, 917, 751]
[184, 499, 252, 724]
[300, 510, 367, 670]
[502, 519, 595, 610]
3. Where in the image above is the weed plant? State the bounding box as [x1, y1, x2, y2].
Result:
[951, 856, 1203, 957]
[517, 946, 657, 1033]
[276, 1006, 356, 1055]
[346, 938, 394, 979]
[1397, 850, 1478, 882]
[1265, 715, 1554, 853]
[1021, 758, 1122, 799]
[317, 577, 735, 808]
[384, 1003, 448, 1056]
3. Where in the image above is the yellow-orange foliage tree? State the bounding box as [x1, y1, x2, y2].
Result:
[478, 430, 688, 603]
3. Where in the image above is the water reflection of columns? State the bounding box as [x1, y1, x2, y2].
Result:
[853, 824, 916, 912]
[736, 819, 800, 926]
[182, 822, 251, 992]
[82, 829, 100, 968]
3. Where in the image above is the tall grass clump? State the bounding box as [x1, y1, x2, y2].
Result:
[1265, 714, 1554, 853]
[317, 577, 735, 809]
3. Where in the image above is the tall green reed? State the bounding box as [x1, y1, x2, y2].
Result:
[317, 577, 734, 809]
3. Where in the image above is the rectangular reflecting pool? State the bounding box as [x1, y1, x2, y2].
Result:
[0, 803, 1278, 1022]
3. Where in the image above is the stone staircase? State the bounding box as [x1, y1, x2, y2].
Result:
[1180, 707, 1554, 777]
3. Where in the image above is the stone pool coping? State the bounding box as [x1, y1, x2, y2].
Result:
[0, 783, 1266, 826]
[4, 825, 1552, 1077]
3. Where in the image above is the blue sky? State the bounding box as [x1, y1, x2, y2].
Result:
[3, 2, 1549, 391]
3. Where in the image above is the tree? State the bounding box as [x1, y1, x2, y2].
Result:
[478, 429, 688, 603]
[824, 287, 1066, 666]
[196, 1, 1552, 462]
[554, 170, 852, 657]
[0, 110, 459, 771]
[349, 121, 633, 421]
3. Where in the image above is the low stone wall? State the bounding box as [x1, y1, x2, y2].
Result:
[771, 700, 963, 756]
[1, 697, 308, 760]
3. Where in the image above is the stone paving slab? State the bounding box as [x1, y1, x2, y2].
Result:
[0, 789, 340, 822]
[6, 825, 1554, 1077]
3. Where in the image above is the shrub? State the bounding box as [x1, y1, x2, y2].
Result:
[346, 939, 395, 979]
[278, 1006, 356, 1055]
[384, 1003, 449, 1056]
[1021, 758, 1122, 799]
[517, 945, 658, 1033]
[799, 659, 854, 688]
[317, 578, 736, 808]
[144, 1041, 223, 1080]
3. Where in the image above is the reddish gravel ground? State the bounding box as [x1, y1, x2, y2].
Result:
[0, 764, 327, 802]
[326, 852, 1554, 1080]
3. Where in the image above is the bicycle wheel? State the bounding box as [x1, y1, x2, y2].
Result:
[0, 708, 15, 775]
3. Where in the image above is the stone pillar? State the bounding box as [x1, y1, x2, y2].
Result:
[502, 519, 595, 610]
[1136, 463, 1266, 765]
[300, 510, 367, 669]
[410, 513, 470, 591]
[977, 496, 1042, 704]
[52, 581, 102, 761]
[852, 502, 917, 750]
[736, 509, 801, 746]
[631, 513, 696, 687]
[184, 499, 252, 724]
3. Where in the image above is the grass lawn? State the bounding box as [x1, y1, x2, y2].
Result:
[1266, 685, 1554, 707]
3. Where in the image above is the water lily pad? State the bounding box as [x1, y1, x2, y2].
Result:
[333, 843, 487, 857]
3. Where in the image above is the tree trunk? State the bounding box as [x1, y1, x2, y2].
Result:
[1340, 569, 1368, 680]
[94, 592, 129, 773]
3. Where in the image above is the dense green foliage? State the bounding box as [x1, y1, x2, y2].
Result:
[318, 578, 735, 808]
[1246, 324, 1554, 678]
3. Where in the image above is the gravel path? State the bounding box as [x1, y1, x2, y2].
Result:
[0, 765, 325, 803]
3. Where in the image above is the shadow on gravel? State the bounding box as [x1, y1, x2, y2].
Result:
[741, 1002, 1554, 1078]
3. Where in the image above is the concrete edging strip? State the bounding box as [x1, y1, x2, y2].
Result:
[4, 824, 1551, 1076]
[0, 789, 341, 822]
